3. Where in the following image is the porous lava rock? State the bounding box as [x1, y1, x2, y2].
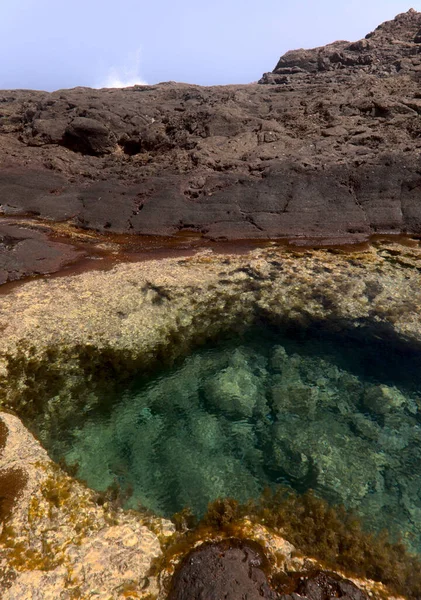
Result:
[167, 539, 368, 600]
[291, 570, 369, 600]
[167, 539, 279, 600]
[1, 10, 421, 282]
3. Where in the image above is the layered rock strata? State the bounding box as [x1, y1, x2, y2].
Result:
[1, 10, 421, 281]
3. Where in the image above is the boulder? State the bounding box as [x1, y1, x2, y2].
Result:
[63, 116, 116, 155]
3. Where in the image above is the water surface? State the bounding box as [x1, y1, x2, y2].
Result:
[42, 325, 421, 552]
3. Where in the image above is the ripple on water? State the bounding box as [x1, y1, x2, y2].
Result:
[38, 325, 421, 554]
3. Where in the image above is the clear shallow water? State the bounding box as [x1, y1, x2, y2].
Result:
[42, 326, 421, 552]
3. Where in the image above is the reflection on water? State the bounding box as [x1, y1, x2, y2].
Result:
[42, 326, 421, 552]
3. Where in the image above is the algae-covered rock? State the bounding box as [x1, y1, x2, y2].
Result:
[362, 384, 410, 415]
[2, 241, 421, 596]
[272, 380, 319, 419]
[204, 348, 268, 419]
[0, 412, 167, 600]
[271, 419, 386, 507]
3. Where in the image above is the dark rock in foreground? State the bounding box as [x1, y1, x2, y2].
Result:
[168, 539, 368, 600]
[168, 539, 278, 600]
[1, 10, 421, 281]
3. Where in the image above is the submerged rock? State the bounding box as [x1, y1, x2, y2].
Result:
[204, 348, 267, 418]
[2, 242, 421, 533]
[1, 409, 387, 599]
[1, 227, 421, 596]
[362, 384, 409, 415]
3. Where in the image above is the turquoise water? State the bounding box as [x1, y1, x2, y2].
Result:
[44, 326, 421, 551]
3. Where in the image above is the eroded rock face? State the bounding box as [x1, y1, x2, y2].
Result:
[1, 10, 421, 282]
[261, 8, 421, 81]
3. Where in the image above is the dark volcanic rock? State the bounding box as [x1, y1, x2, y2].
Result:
[167, 540, 368, 600]
[63, 117, 116, 155]
[1, 10, 421, 280]
[0, 223, 85, 285]
[168, 539, 279, 600]
[260, 8, 421, 81]
[293, 571, 368, 600]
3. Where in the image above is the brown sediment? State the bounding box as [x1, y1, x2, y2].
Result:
[0, 419, 7, 452]
[0, 468, 28, 524]
[2, 213, 421, 295]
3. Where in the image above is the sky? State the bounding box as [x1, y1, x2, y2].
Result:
[0, 0, 418, 91]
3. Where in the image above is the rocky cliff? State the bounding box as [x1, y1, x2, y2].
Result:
[1, 10, 421, 283]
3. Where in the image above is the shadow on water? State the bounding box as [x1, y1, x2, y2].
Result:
[254, 318, 421, 391]
[26, 316, 421, 555]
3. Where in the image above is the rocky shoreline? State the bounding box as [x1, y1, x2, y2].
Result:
[2, 9, 421, 599]
[1, 239, 421, 598]
[1, 10, 421, 283]
[0, 408, 387, 600]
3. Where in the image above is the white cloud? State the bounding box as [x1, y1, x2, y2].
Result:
[96, 48, 147, 88]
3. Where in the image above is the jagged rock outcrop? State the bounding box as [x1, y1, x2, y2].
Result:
[1, 10, 421, 283]
[260, 8, 421, 82]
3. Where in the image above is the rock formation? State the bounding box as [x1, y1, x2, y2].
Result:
[1, 239, 421, 597]
[1, 10, 421, 283]
[167, 539, 368, 600]
[2, 11, 421, 600]
[261, 8, 421, 81]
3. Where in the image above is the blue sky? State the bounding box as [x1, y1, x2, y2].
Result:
[0, 0, 418, 90]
